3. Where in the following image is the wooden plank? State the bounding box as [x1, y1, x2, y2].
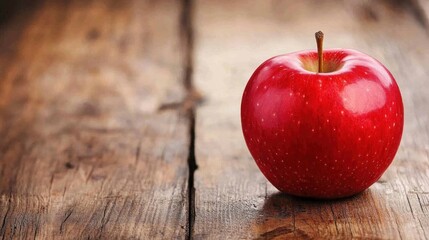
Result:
[193, 0, 429, 239]
[0, 0, 190, 239]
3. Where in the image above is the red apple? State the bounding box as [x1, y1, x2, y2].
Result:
[241, 32, 404, 199]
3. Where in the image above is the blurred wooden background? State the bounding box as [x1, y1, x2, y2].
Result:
[0, 0, 428, 239]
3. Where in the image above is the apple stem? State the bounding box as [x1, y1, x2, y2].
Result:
[315, 31, 324, 73]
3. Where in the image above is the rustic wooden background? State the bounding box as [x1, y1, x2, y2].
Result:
[0, 0, 428, 239]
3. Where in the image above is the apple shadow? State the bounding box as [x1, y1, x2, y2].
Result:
[254, 190, 368, 239]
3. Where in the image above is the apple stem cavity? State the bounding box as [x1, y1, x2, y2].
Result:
[315, 31, 324, 73]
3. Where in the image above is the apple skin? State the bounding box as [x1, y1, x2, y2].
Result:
[241, 49, 404, 199]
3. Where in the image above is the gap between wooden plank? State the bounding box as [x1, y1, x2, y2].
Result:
[181, 0, 198, 239]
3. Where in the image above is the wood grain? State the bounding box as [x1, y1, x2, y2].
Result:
[0, 0, 190, 239]
[193, 0, 429, 239]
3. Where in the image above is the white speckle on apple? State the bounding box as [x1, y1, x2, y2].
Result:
[261, 118, 264, 122]
[272, 113, 276, 117]
[358, 137, 361, 141]
[256, 102, 260, 107]
[326, 119, 330, 123]
[364, 71, 368, 75]
[264, 86, 267, 89]
[374, 126, 377, 129]
[341, 110, 344, 115]
[311, 128, 315, 132]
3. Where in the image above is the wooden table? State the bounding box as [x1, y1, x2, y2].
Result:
[1, 0, 428, 239]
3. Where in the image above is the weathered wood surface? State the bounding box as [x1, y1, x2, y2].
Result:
[2, 0, 429, 239]
[0, 0, 190, 239]
[193, 0, 429, 239]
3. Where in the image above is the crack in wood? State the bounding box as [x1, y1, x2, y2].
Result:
[416, 193, 425, 212]
[59, 208, 73, 234]
[158, 89, 204, 113]
[406, 194, 415, 218]
[256, 226, 294, 240]
[98, 198, 118, 239]
[0, 197, 11, 237]
[330, 204, 339, 234]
